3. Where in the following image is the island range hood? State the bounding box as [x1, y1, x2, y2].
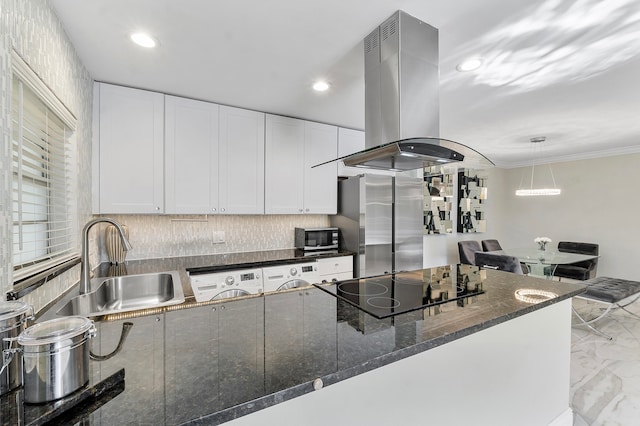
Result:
[315, 10, 493, 172]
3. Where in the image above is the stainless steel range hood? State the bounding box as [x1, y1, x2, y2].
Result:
[315, 10, 493, 172]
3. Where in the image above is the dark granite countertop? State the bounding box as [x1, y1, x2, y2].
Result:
[20, 263, 586, 425]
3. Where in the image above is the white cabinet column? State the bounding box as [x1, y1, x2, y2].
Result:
[219, 106, 265, 214]
[265, 114, 305, 214]
[165, 95, 219, 214]
[96, 83, 164, 213]
[303, 122, 337, 214]
[265, 115, 337, 214]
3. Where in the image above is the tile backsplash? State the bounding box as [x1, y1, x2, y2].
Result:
[98, 214, 330, 261]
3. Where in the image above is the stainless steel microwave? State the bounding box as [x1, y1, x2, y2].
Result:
[295, 227, 339, 251]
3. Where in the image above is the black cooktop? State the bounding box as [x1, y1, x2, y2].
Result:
[313, 265, 485, 319]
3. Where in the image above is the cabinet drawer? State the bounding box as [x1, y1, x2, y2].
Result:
[317, 256, 353, 276]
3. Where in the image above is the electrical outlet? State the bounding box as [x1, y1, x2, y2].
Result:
[212, 231, 226, 244]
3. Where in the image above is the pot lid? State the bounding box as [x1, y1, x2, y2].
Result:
[0, 301, 31, 322]
[18, 316, 93, 346]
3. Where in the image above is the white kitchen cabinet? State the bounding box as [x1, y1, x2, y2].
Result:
[155, 98, 266, 215]
[265, 114, 337, 214]
[218, 105, 265, 214]
[303, 121, 339, 214]
[95, 83, 164, 213]
[165, 95, 219, 214]
[317, 255, 353, 282]
[337, 127, 365, 177]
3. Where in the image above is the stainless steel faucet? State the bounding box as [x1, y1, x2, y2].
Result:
[79, 218, 132, 294]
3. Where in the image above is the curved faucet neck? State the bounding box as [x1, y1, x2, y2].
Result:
[79, 218, 131, 294]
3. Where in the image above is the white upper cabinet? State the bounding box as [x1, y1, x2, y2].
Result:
[303, 121, 338, 214]
[95, 83, 334, 216]
[265, 115, 305, 214]
[165, 100, 265, 215]
[95, 83, 165, 214]
[218, 106, 265, 214]
[165, 95, 219, 214]
[265, 115, 337, 214]
[337, 127, 365, 177]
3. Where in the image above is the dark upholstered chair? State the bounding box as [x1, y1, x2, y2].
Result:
[553, 241, 599, 281]
[481, 239, 502, 251]
[481, 239, 529, 275]
[474, 252, 524, 275]
[458, 240, 482, 265]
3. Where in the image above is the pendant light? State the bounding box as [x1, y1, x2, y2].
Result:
[515, 137, 561, 197]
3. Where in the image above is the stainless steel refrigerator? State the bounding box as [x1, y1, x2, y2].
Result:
[330, 173, 423, 278]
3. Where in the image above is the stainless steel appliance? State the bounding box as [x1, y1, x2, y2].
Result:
[294, 227, 339, 251]
[262, 262, 319, 292]
[314, 10, 493, 172]
[331, 173, 423, 277]
[189, 268, 263, 302]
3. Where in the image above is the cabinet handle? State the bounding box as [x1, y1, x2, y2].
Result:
[221, 208, 226, 212]
[299, 209, 303, 212]
[155, 206, 160, 211]
[212, 208, 217, 212]
[305, 208, 309, 212]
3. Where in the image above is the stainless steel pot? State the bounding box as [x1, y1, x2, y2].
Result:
[8, 316, 96, 404]
[0, 301, 34, 395]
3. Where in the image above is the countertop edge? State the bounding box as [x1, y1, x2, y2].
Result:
[185, 286, 584, 425]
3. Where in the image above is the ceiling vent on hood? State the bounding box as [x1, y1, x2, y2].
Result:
[315, 10, 493, 172]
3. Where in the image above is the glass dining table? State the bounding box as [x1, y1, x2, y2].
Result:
[486, 247, 599, 279]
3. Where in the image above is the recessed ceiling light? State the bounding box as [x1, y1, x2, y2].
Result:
[456, 57, 483, 72]
[130, 32, 157, 48]
[312, 80, 330, 92]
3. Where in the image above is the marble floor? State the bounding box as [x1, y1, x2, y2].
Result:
[570, 295, 640, 425]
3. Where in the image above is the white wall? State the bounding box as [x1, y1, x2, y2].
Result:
[496, 153, 638, 280]
[424, 154, 637, 281]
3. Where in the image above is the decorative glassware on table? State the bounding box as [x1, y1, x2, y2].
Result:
[534, 237, 551, 260]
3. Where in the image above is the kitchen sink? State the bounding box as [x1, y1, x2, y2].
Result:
[56, 271, 185, 317]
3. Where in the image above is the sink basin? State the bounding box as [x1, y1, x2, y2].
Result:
[57, 271, 185, 317]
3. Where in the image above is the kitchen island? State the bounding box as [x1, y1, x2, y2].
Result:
[9, 259, 585, 425]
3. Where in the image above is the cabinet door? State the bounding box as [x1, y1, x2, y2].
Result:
[265, 114, 304, 214]
[165, 96, 219, 214]
[337, 127, 365, 177]
[97, 83, 164, 213]
[303, 121, 337, 214]
[303, 288, 338, 378]
[218, 298, 265, 408]
[90, 315, 165, 424]
[264, 291, 304, 392]
[165, 306, 219, 424]
[219, 106, 265, 214]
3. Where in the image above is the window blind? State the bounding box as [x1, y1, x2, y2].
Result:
[11, 59, 77, 281]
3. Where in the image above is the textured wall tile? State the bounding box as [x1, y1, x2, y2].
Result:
[0, 0, 93, 302]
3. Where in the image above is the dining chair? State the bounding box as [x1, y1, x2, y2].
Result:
[474, 252, 523, 274]
[458, 240, 482, 265]
[481, 239, 502, 251]
[553, 241, 599, 281]
[481, 239, 529, 274]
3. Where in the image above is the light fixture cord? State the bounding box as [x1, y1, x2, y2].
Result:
[548, 163, 558, 187]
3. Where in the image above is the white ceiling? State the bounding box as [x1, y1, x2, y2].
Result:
[50, 0, 640, 167]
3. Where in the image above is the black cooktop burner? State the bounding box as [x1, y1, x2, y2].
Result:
[313, 267, 485, 319]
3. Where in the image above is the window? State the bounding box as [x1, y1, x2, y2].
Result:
[11, 52, 77, 282]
